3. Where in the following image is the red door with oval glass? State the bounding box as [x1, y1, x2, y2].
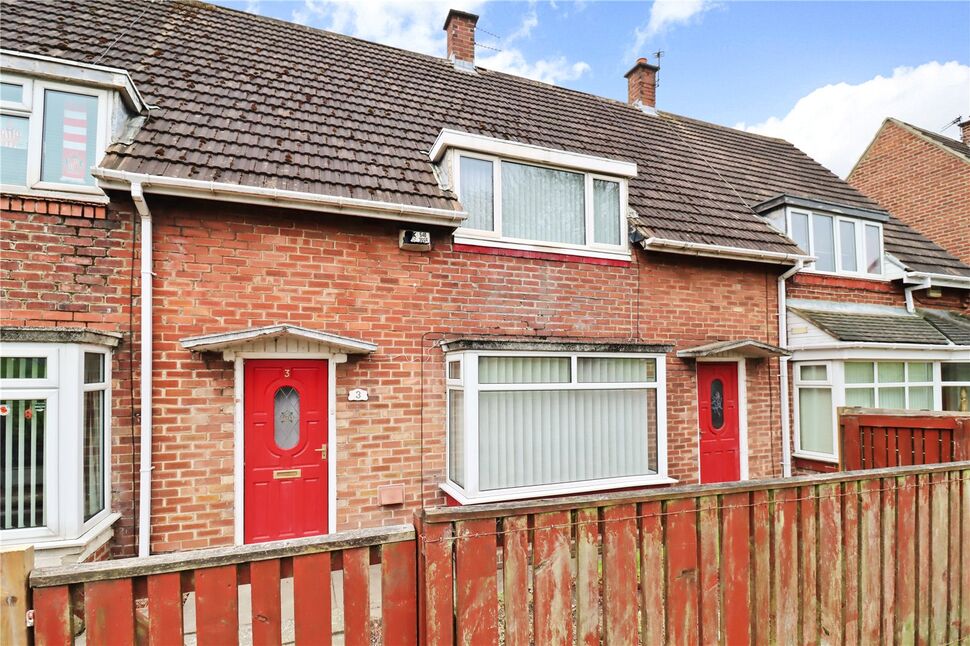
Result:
[697, 362, 741, 483]
[244, 359, 329, 543]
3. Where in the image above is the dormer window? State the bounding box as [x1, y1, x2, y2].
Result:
[787, 210, 882, 276]
[1, 52, 146, 201]
[431, 130, 637, 261]
[1, 75, 108, 195]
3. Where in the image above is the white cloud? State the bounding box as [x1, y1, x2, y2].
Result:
[290, 0, 590, 85]
[631, 0, 717, 53]
[735, 61, 970, 178]
[478, 49, 591, 85]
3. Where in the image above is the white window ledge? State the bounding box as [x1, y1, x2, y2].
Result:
[454, 233, 632, 262]
[5, 512, 120, 567]
[792, 451, 839, 465]
[0, 185, 111, 205]
[441, 476, 678, 505]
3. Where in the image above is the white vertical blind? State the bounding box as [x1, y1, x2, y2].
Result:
[448, 390, 464, 487]
[798, 388, 833, 454]
[479, 356, 570, 384]
[458, 156, 494, 231]
[83, 391, 104, 520]
[812, 214, 836, 271]
[1, 398, 46, 529]
[839, 220, 858, 272]
[502, 161, 585, 244]
[593, 179, 621, 245]
[478, 389, 652, 490]
[577, 357, 655, 382]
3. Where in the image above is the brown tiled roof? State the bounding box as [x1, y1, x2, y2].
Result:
[3, 0, 968, 275]
[791, 308, 954, 345]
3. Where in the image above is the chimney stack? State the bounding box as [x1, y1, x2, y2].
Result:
[625, 57, 660, 110]
[960, 118, 970, 146]
[444, 9, 479, 68]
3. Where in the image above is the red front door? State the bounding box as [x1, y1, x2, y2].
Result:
[697, 362, 741, 484]
[244, 359, 329, 543]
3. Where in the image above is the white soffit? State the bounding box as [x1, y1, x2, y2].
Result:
[429, 129, 638, 178]
[180, 324, 378, 355]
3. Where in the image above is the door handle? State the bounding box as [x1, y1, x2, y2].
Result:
[314, 445, 327, 460]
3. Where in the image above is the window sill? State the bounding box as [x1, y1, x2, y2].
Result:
[1, 512, 119, 567]
[794, 269, 888, 283]
[792, 451, 839, 465]
[441, 475, 677, 505]
[1, 185, 110, 205]
[453, 233, 631, 264]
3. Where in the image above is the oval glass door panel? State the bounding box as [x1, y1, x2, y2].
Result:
[274, 386, 300, 449]
[710, 379, 724, 429]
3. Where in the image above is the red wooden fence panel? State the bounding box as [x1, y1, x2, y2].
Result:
[84, 579, 135, 646]
[147, 572, 183, 646]
[382, 540, 418, 646]
[293, 552, 332, 646]
[32, 586, 72, 646]
[502, 515, 530, 646]
[601, 504, 637, 646]
[194, 565, 239, 646]
[342, 547, 371, 646]
[532, 511, 572, 646]
[454, 519, 498, 646]
[250, 559, 282, 646]
[841, 409, 968, 471]
[574, 509, 599, 646]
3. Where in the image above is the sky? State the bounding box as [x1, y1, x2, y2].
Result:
[214, 0, 970, 177]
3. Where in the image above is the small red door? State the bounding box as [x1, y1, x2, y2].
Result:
[244, 359, 329, 543]
[697, 362, 741, 484]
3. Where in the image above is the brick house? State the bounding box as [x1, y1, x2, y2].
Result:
[1, 1, 967, 564]
[849, 117, 970, 264]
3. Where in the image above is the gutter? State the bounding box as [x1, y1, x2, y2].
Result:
[902, 271, 970, 291]
[777, 260, 805, 478]
[641, 237, 814, 266]
[92, 168, 466, 228]
[130, 182, 153, 558]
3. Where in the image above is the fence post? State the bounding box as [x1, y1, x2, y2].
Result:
[953, 418, 970, 461]
[840, 411, 861, 471]
[1, 546, 34, 646]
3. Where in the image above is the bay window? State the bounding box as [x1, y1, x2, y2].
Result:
[445, 349, 668, 503]
[784, 209, 883, 277]
[794, 360, 970, 461]
[0, 343, 112, 544]
[0, 74, 109, 196]
[454, 152, 629, 258]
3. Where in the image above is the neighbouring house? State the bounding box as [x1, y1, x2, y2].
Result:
[0, 0, 967, 565]
[849, 117, 970, 265]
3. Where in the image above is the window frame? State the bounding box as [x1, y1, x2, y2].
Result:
[0, 342, 112, 543]
[941, 361, 970, 412]
[0, 75, 110, 199]
[444, 350, 670, 504]
[452, 151, 631, 261]
[792, 361, 840, 463]
[787, 208, 885, 279]
[843, 360, 935, 410]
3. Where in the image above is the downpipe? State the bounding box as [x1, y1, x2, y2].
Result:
[131, 182, 153, 558]
[778, 260, 804, 478]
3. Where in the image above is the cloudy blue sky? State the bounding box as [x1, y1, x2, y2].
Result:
[214, 0, 970, 177]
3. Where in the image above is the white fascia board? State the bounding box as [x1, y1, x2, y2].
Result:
[429, 128, 638, 178]
[902, 271, 970, 290]
[1, 49, 147, 113]
[93, 168, 467, 228]
[790, 344, 970, 362]
[641, 237, 815, 266]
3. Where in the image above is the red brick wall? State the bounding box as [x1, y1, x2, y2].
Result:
[849, 120, 970, 265]
[10, 192, 965, 556]
[787, 272, 969, 312]
[0, 195, 140, 557]
[137, 198, 785, 551]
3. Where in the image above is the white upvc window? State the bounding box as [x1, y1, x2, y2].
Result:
[793, 362, 837, 461]
[794, 359, 970, 462]
[0, 73, 110, 198]
[787, 209, 883, 277]
[0, 343, 111, 542]
[444, 351, 669, 503]
[453, 152, 630, 260]
[942, 362, 970, 412]
[844, 361, 934, 410]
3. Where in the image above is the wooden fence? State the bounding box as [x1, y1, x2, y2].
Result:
[418, 462, 970, 646]
[6, 525, 417, 646]
[840, 408, 970, 471]
[3, 463, 969, 645]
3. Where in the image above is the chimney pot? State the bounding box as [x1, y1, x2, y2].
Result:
[444, 9, 479, 68]
[959, 118, 970, 146]
[625, 56, 660, 110]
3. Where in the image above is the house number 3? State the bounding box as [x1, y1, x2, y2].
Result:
[283, 369, 291, 377]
